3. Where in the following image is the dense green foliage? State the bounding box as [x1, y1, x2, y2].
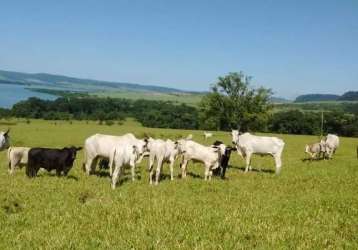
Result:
[0, 120, 357, 249]
[269, 110, 358, 137]
[199, 72, 273, 131]
[8, 97, 198, 129]
[1, 95, 358, 136]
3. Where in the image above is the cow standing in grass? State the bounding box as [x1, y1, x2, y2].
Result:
[26, 146, 82, 177]
[324, 134, 339, 159]
[83, 133, 148, 176]
[110, 144, 141, 189]
[304, 140, 326, 160]
[176, 139, 225, 180]
[146, 138, 179, 185]
[7, 147, 30, 174]
[211, 140, 234, 179]
[203, 132, 213, 141]
[232, 130, 285, 174]
[0, 129, 10, 151]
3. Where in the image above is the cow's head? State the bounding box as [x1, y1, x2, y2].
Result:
[175, 139, 187, 154]
[64, 146, 82, 163]
[137, 139, 149, 156]
[231, 130, 239, 145]
[0, 129, 10, 151]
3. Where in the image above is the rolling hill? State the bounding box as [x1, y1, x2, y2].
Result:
[0, 69, 196, 94]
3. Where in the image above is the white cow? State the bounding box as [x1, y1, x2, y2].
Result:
[0, 129, 10, 151]
[305, 140, 326, 160]
[7, 147, 30, 174]
[147, 138, 179, 185]
[83, 133, 148, 175]
[110, 144, 140, 189]
[203, 132, 213, 141]
[232, 130, 285, 174]
[324, 134, 339, 159]
[176, 139, 225, 180]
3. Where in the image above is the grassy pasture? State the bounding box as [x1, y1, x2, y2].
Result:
[0, 119, 357, 249]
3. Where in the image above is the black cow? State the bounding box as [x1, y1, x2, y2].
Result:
[212, 140, 233, 179]
[26, 146, 82, 178]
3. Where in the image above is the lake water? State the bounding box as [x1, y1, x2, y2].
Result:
[0, 83, 58, 108]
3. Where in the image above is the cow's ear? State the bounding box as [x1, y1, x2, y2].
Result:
[4, 128, 10, 137]
[76, 147, 83, 151]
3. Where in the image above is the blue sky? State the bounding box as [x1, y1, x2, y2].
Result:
[0, 0, 357, 98]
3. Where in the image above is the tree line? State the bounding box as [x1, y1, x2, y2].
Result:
[0, 72, 357, 137]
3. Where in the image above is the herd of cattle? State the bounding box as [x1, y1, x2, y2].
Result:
[0, 129, 343, 189]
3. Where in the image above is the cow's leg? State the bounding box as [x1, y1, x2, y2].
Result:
[169, 158, 174, 181]
[274, 154, 282, 174]
[84, 156, 96, 175]
[181, 158, 188, 178]
[221, 165, 227, 179]
[204, 164, 210, 181]
[9, 159, 16, 175]
[155, 157, 164, 185]
[111, 164, 122, 189]
[131, 162, 136, 182]
[148, 155, 155, 184]
[245, 153, 252, 173]
[209, 169, 213, 181]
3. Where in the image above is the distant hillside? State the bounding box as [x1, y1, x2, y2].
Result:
[295, 91, 358, 103]
[294, 94, 340, 103]
[339, 91, 358, 101]
[0, 69, 195, 94]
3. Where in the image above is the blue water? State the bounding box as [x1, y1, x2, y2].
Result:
[0, 84, 58, 108]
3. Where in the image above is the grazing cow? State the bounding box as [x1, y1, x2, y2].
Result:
[324, 134, 339, 159]
[211, 141, 234, 179]
[110, 144, 140, 189]
[232, 130, 285, 174]
[176, 139, 225, 180]
[7, 147, 30, 174]
[304, 140, 326, 160]
[83, 133, 148, 176]
[204, 132, 213, 141]
[147, 138, 180, 185]
[26, 146, 82, 178]
[0, 129, 10, 151]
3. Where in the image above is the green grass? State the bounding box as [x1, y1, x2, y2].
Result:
[0, 119, 357, 249]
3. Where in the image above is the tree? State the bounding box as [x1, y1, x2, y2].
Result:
[199, 72, 273, 131]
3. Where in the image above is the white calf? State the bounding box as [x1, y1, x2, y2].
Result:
[147, 138, 179, 185]
[7, 147, 30, 174]
[232, 130, 285, 174]
[110, 144, 139, 189]
[305, 140, 326, 160]
[203, 132, 213, 141]
[177, 139, 224, 180]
